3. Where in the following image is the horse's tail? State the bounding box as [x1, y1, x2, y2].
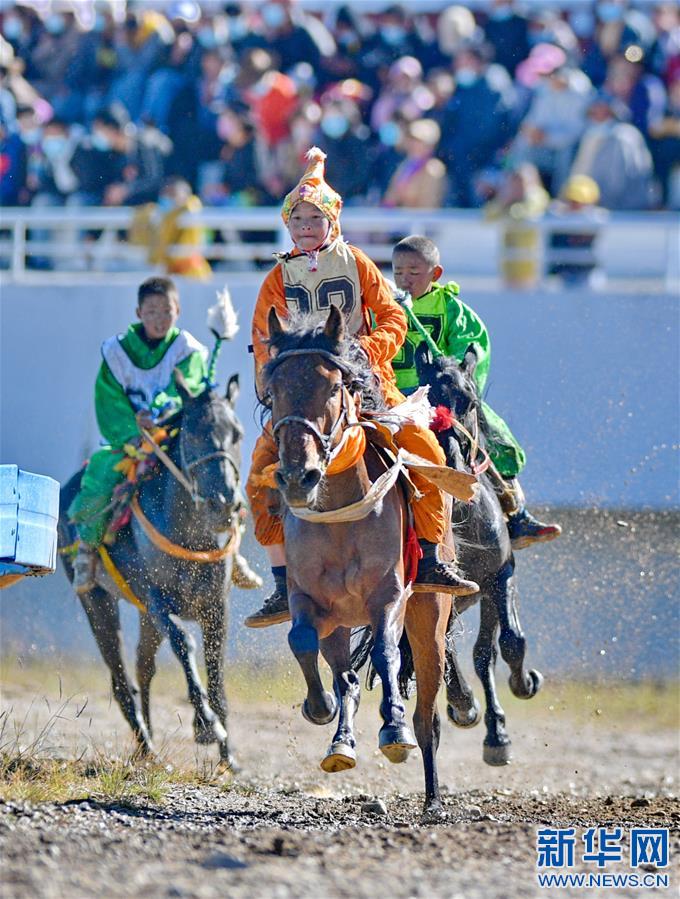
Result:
[349, 627, 416, 700]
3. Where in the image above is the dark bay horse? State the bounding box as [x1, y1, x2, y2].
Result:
[261, 305, 451, 816]
[415, 343, 543, 765]
[59, 375, 244, 766]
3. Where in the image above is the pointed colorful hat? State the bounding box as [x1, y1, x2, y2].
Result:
[281, 147, 343, 238]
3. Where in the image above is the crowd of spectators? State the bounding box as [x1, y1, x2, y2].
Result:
[0, 0, 678, 216]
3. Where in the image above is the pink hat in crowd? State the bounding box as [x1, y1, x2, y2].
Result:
[516, 43, 568, 87]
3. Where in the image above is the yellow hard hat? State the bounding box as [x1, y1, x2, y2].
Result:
[561, 175, 600, 205]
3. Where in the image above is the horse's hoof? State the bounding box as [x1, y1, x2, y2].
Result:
[302, 694, 337, 726]
[195, 718, 228, 745]
[379, 724, 417, 764]
[447, 697, 481, 728]
[320, 742, 356, 773]
[421, 800, 445, 823]
[216, 754, 240, 776]
[483, 742, 512, 766]
[509, 668, 544, 700]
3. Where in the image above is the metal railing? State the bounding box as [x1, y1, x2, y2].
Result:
[0, 206, 677, 288]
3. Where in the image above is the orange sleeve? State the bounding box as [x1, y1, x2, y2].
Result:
[252, 263, 287, 381]
[351, 245, 407, 366]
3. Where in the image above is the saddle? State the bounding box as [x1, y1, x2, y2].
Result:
[104, 427, 174, 544]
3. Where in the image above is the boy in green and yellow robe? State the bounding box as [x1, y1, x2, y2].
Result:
[391, 236, 560, 550]
[68, 276, 259, 593]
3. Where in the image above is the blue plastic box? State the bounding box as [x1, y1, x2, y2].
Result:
[0, 465, 60, 573]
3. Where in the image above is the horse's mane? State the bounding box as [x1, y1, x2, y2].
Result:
[259, 312, 387, 415]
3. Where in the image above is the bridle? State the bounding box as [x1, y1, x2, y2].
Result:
[141, 420, 241, 508]
[266, 348, 352, 468]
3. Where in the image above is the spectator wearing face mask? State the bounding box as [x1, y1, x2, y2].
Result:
[582, 0, 656, 89]
[367, 117, 406, 204]
[360, 4, 425, 92]
[569, 91, 657, 209]
[70, 111, 127, 205]
[484, 0, 530, 77]
[14, 104, 42, 204]
[382, 118, 447, 208]
[30, 10, 80, 105]
[370, 56, 433, 132]
[509, 56, 593, 195]
[316, 98, 371, 202]
[322, 5, 368, 83]
[259, 0, 330, 77]
[30, 117, 79, 204]
[438, 44, 514, 208]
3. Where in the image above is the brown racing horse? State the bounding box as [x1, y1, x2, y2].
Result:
[260, 305, 454, 817]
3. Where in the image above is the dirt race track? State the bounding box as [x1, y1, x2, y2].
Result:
[0, 663, 678, 899]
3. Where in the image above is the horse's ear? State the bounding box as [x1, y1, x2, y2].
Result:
[268, 307, 285, 343]
[225, 373, 239, 405]
[461, 344, 478, 377]
[174, 368, 193, 401]
[324, 304, 345, 344]
[415, 340, 434, 374]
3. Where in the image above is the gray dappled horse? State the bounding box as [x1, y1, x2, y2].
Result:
[415, 343, 543, 765]
[59, 375, 244, 766]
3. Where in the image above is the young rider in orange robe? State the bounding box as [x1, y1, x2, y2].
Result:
[245, 148, 478, 628]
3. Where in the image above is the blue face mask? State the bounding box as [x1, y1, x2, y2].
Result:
[379, 120, 401, 147]
[20, 128, 41, 145]
[491, 7, 512, 22]
[197, 27, 217, 48]
[262, 4, 286, 29]
[382, 25, 406, 46]
[455, 68, 478, 87]
[228, 18, 248, 41]
[157, 196, 175, 210]
[337, 31, 356, 47]
[321, 115, 349, 140]
[598, 3, 623, 23]
[3, 17, 24, 41]
[43, 135, 68, 159]
[570, 11, 595, 38]
[91, 131, 111, 151]
[45, 14, 66, 36]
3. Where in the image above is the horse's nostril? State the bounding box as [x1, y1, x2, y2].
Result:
[301, 468, 322, 491]
[275, 470, 288, 489]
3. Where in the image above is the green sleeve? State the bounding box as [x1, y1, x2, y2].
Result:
[94, 361, 139, 447]
[444, 289, 492, 394]
[150, 349, 209, 418]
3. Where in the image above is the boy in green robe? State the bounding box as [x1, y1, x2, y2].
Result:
[391, 236, 560, 550]
[69, 276, 260, 593]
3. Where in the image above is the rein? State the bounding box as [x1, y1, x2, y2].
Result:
[130, 496, 238, 563]
[267, 348, 353, 467]
[439, 409, 491, 476]
[140, 426, 239, 507]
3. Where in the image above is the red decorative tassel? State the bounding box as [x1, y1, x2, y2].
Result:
[404, 525, 423, 585]
[430, 405, 456, 432]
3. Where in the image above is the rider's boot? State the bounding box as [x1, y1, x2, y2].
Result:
[413, 540, 479, 596]
[244, 566, 290, 628]
[231, 554, 263, 589]
[498, 478, 562, 550]
[73, 542, 98, 595]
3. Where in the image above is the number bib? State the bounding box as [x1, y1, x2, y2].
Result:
[279, 240, 365, 337]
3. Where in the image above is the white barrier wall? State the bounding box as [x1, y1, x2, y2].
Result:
[1, 276, 677, 508]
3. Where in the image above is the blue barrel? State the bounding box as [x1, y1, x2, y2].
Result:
[0, 465, 60, 586]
